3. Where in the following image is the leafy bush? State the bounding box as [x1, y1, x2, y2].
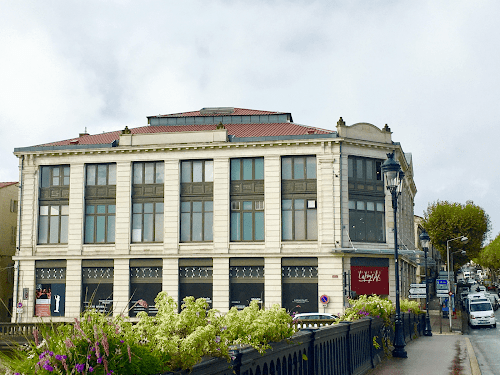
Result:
[2, 292, 296, 374]
[400, 298, 423, 314]
[338, 295, 395, 325]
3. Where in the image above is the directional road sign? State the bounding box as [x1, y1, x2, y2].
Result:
[409, 294, 426, 299]
[409, 288, 427, 294]
[410, 283, 426, 288]
[437, 293, 449, 298]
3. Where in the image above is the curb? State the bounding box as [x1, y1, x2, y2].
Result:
[465, 337, 481, 375]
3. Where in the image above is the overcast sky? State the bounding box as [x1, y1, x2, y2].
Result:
[1, 1, 499, 240]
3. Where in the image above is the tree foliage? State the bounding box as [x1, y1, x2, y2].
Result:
[422, 200, 490, 269]
[478, 233, 500, 271]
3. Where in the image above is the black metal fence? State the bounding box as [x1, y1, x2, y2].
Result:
[164, 313, 425, 375]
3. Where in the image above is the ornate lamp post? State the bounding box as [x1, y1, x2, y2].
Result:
[446, 236, 468, 332]
[419, 230, 432, 336]
[381, 152, 407, 358]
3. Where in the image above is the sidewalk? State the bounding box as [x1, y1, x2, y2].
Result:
[366, 297, 480, 375]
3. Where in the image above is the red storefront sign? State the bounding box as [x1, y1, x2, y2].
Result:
[351, 266, 389, 295]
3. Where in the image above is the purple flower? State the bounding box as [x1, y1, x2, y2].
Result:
[215, 336, 221, 343]
[43, 363, 54, 371]
[75, 363, 85, 373]
[89, 366, 94, 372]
[120, 340, 124, 343]
[97, 357, 103, 364]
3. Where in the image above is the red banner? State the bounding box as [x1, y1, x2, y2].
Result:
[351, 266, 389, 295]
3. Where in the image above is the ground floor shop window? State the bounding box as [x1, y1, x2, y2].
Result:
[129, 259, 162, 317]
[179, 258, 213, 310]
[35, 260, 66, 317]
[281, 257, 318, 314]
[82, 260, 114, 314]
[350, 257, 389, 296]
[229, 258, 264, 310]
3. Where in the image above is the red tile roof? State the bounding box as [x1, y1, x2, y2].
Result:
[153, 107, 289, 117]
[0, 182, 18, 188]
[38, 123, 334, 147]
[32, 108, 335, 148]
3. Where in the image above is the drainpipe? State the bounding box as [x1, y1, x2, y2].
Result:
[339, 141, 343, 249]
[15, 155, 24, 323]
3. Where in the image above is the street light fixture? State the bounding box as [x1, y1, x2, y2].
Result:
[381, 152, 407, 358]
[446, 236, 468, 332]
[419, 229, 432, 336]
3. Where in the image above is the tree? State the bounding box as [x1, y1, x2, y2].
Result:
[478, 234, 500, 272]
[422, 200, 490, 270]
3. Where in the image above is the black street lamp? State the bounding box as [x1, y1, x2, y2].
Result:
[419, 229, 432, 336]
[381, 152, 407, 358]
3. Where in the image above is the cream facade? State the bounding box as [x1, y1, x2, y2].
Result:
[0, 182, 18, 322]
[12, 108, 417, 323]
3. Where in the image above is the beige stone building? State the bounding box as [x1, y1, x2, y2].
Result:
[0, 181, 18, 322]
[12, 107, 417, 323]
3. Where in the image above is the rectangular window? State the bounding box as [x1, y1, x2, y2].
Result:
[181, 160, 213, 183]
[132, 162, 164, 243]
[132, 202, 164, 242]
[282, 198, 317, 240]
[231, 200, 264, 241]
[180, 201, 213, 242]
[133, 162, 164, 184]
[281, 156, 316, 180]
[86, 164, 116, 186]
[41, 165, 70, 187]
[85, 164, 116, 244]
[38, 205, 69, 244]
[281, 156, 317, 241]
[230, 158, 264, 181]
[85, 204, 115, 243]
[349, 198, 385, 242]
[230, 158, 265, 242]
[38, 165, 70, 245]
[180, 160, 213, 242]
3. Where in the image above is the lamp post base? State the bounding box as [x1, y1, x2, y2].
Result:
[424, 314, 433, 336]
[392, 319, 408, 358]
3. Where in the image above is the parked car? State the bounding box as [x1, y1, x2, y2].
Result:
[487, 293, 499, 311]
[468, 299, 496, 328]
[294, 313, 339, 320]
[293, 313, 339, 328]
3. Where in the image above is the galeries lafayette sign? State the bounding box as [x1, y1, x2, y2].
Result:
[351, 266, 389, 295]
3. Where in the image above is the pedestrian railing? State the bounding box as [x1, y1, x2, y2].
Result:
[164, 313, 425, 375]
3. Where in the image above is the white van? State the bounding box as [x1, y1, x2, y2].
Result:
[468, 298, 496, 328]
